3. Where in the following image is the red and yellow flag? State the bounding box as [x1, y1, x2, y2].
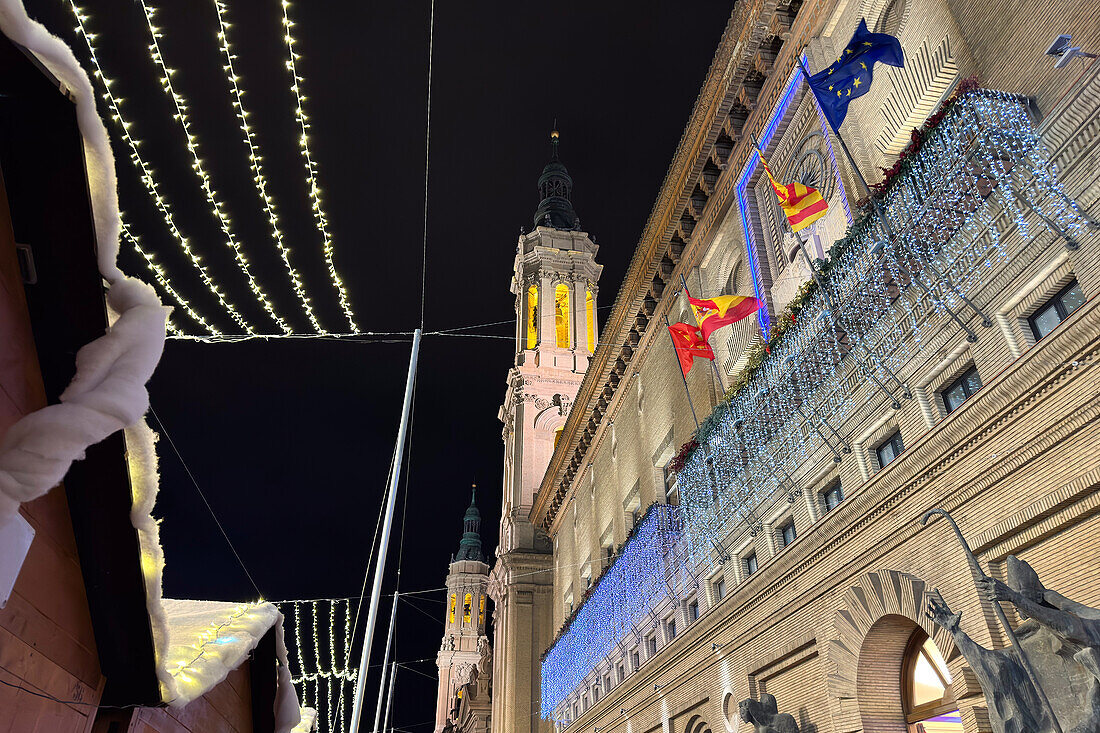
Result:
[759, 151, 829, 232]
[687, 294, 763, 341]
[667, 322, 715, 375]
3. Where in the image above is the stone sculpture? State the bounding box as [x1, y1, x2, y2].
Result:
[926, 555, 1100, 733]
[738, 694, 799, 733]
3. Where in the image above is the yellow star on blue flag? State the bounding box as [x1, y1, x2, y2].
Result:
[806, 18, 904, 130]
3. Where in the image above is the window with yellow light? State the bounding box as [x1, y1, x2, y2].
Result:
[555, 284, 570, 348]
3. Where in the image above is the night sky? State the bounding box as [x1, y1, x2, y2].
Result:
[25, 0, 732, 727]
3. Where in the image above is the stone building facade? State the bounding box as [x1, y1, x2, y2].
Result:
[515, 1, 1100, 733]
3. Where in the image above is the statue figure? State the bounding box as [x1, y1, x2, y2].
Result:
[927, 555, 1100, 733]
[738, 694, 799, 733]
[477, 635, 493, 686]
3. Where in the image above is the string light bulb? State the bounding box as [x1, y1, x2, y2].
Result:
[282, 0, 360, 332]
[139, 0, 292, 335]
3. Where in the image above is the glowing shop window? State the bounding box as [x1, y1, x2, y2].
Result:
[463, 593, 473, 623]
[449, 593, 456, 623]
[555, 284, 571, 348]
[585, 290, 596, 352]
[905, 633, 962, 732]
[527, 286, 538, 349]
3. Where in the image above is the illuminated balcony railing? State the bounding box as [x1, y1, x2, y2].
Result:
[676, 88, 1090, 573]
[541, 504, 682, 718]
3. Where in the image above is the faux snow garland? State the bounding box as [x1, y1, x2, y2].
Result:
[0, 0, 168, 524]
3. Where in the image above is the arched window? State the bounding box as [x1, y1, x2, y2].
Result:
[585, 290, 597, 352]
[478, 595, 485, 625]
[449, 593, 457, 623]
[463, 593, 473, 623]
[555, 284, 571, 347]
[903, 630, 962, 731]
[527, 285, 538, 349]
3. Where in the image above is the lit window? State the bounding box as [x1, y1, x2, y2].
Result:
[822, 481, 844, 512]
[449, 593, 456, 623]
[688, 600, 699, 621]
[586, 289, 597, 352]
[463, 593, 473, 623]
[555, 284, 571, 348]
[1029, 280, 1085, 341]
[744, 552, 758, 576]
[941, 366, 982, 414]
[904, 631, 963, 731]
[554, 426, 564, 450]
[714, 577, 726, 601]
[876, 430, 905, 468]
[780, 520, 797, 548]
[479, 595, 485, 625]
[526, 285, 538, 349]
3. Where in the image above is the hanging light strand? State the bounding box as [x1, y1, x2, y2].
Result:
[68, 1, 249, 334]
[121, 219, 220, 335]
[213, 0, 325, 333]
[139, 1, 292, 335]
[281, 0, 359, 332]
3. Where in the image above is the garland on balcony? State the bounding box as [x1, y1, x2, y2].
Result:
[670, 80, 986, 470]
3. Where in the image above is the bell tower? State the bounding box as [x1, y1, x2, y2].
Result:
[435, 488, 491, 733]
[490, 130, 602, 733]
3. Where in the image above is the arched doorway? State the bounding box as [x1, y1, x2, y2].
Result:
[902, 629, 962, 732]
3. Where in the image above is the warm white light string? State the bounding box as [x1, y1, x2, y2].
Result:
[281, 0, 359, 332]
[279, 599, 356, 733]
[213, 0, 324, 333]
[138, 1, 290, 335]
[68, 1, 246, 334]
[121, 220, 221, 335]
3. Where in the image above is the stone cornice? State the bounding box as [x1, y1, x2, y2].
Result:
[530, 0, 835, 534]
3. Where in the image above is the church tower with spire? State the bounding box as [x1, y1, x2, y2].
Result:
[435, 487, 492, 733]
[489, 130, 602, 733]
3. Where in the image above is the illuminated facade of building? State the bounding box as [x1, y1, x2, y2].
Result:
[506, 2, 1100, 733]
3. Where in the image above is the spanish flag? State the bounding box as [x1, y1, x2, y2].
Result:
[668, 322, 715, 375]
[688, 294, 763, 341]
[759, 151, 829, 232]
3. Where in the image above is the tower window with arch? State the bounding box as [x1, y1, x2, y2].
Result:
[903, 629, 962, 731]
[527, 285, 538, 349]
[449, 593, 457, 623]
[478, 595, 485, 626]
[555, 284, 571, 348]
[585, 289, 596, 352]
[463, 593, 473, 623]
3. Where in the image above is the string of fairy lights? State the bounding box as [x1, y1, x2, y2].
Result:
[67, 0, 367, 338]
[69, 0, 252, 335]
[138, 0, 289, 335]
[213, 0, 322, 333]
[281, 0, 360, 333]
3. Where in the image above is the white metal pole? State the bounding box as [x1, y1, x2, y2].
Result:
[382, 662, 398, 733]
[349, 329, 422, 733]
[372, 590, 400, 732]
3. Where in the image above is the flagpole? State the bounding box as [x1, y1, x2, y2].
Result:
[349, 328, 422, 733]
[794, 54, 992, 339]
[679, 273, 727, 390]
[663, 313, 702, 433]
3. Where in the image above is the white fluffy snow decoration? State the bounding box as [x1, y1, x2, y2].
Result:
[0, 0, 168, 524]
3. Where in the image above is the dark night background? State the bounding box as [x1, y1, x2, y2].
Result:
[25, 0, 732, 727]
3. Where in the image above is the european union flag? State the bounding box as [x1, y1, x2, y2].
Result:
[807, 19, 904, 130]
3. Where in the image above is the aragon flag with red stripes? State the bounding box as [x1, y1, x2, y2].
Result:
[687, 294, 763, 341]
[667, 322, 715, 375]
[758, 150, 830, 232]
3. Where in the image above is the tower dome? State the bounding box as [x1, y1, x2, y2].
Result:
[455, 485, 484, 563]
[533, 129, 580, 230]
